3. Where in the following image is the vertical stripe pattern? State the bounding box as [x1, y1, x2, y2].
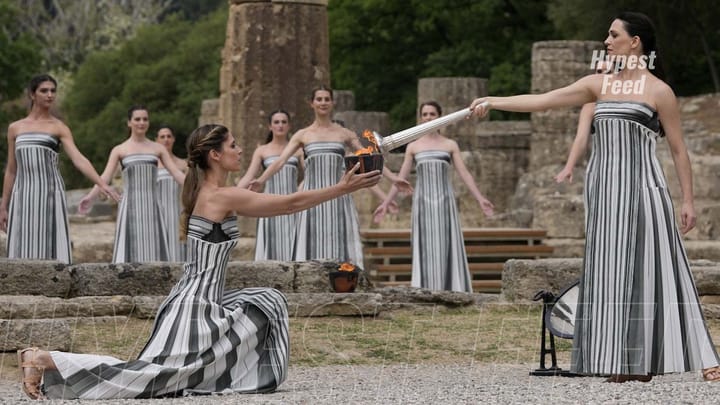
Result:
[6, 133, 71, 263]
[571, 101, 720, 375]
[293, 142, 363, 265]
[157, 168, 186, 261]
[43, 215, 289, 399]
[255, 156, 298, 261]
[410, 151, 472, 292]
[112, 154, 169, 263]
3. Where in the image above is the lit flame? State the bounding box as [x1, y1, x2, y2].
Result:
[354, 130, 379, 156]
[354, 146, 374, 155]
[338, 262, 356, 272]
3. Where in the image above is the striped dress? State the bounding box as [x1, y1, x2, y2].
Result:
[112, 154, 169, 263]
[571, 101, 720, 375]
[157, 167, 185, 261]
[42, 215, 289, 399]
[255, 155, 298, 261]
[6, 133, 71, 263]
[411, 151, 472, 293]
[294, 142, 363, 265]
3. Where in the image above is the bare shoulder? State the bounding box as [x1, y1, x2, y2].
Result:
[340, 125, 357, 140]
[6, 120, 24, 139]
[54, 120, 72, 139]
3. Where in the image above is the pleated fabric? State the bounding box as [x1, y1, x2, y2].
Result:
[157, 168, 185, 262]
[255, 156, 298, 261]
[43, 215, 289, 399]
[6, 133, 71, 263]
[571, 101, 720, 375]
[112, 154, 169, 263]
[410, 151, 472, 293]
[293, 142, 363, 265]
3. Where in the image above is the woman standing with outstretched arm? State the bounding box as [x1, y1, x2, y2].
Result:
[469, 12, 719, 382]
[0, 74, 119, 263]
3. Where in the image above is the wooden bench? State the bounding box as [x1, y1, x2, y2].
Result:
[361, 228, 554, 293]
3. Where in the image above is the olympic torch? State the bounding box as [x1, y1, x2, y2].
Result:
[371, 104, 483, 153]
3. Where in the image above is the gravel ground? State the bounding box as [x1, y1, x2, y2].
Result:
[1, 364, 718, 404]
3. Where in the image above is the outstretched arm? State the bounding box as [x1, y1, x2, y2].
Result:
[78, 148, 121, 214]
[59, 125, 120, 202]
[237, 148, 263, 189]
[555, 102, 595, 183]
[217, 164, 382, 217]
[470, 75, 598, 116]
[450, 142, 494, 217]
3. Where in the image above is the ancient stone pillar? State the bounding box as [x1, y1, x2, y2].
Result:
[529, 41, 603, 170]
[332, 90, 355, 113]
[219, 0, 330, 235]
[220, 0, 330, 172]
[198, 99, 220, 126]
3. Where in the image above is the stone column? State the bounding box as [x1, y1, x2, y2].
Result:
[220, 0, 330, 235]
[529, 41, 603, 170]
[198, 99, 220, 126]
[220, 0, 330, 171]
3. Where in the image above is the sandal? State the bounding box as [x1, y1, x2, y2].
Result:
[17, 347, 46, 400]
[702, 366, 720, 382]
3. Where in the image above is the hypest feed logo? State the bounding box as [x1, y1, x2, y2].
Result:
[591, 49, 657, 95]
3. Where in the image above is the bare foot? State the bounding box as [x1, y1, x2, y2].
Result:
[703, 366, 720, 382]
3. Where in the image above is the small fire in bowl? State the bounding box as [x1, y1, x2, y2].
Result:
[329, 262, 360, 293]
[344, 130, 384, 173]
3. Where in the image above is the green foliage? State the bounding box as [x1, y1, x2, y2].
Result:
[0, 0, 43, 169]
[62, 8, 227, 188]
[13, 0, 171, 72]
[161, 0, 225, 21]
[329, 0, 557, 130]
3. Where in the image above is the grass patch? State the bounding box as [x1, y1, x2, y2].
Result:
[2, 305, 720, 382]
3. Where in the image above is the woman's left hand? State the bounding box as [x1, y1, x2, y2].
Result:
[680, 201, 696, 234]
[478, 197, 495, 217]
[393, 178, 413, 195]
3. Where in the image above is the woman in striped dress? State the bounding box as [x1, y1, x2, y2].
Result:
[374, 102, 494, 293]
[155, 125, 188, 261]
[17, 124, 381, 400]
[0, 74, 118, 263]
[237, 110, 303, 260]
[79, 106, 185, 263]
[249, 86, 411, 265]
[469, 12, 720, 382]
